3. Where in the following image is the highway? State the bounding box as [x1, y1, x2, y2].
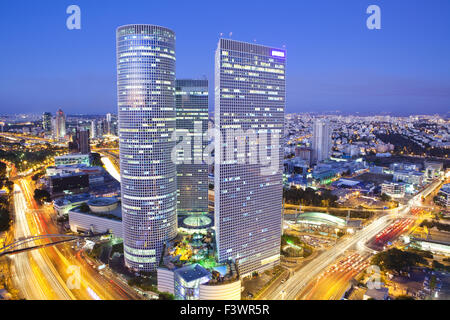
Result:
[10, 183, 74, 300]
[8, 177, 141, 300]
[298, 252, 370, 300]
[265, 178, 444, 300]
[100, 155, 121, 182]
[0, 132, 53, 143]
[266, 212, 397, 299]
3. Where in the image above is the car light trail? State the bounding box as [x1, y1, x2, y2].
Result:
[101, 156, 120, 182]
[87, 287, 102, 300]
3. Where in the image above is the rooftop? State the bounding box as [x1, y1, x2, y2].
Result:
[174, 263, 211, 283]
[297, 212, 347, 228]
[87, 197, 119, 207]
[440, 184, 450, 193]
[55, 153, 90, 159]
[70, 200, 122, 221]
[53, 193, 91, 207]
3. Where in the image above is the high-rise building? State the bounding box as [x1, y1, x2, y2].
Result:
[295, 147, 312, 166]
[55, 108, 66, 139]
[69, 128, 90, 154]
[96, 120, 104, 138]
[312, 119, 332, 164]
[76, 128, 91, 154]
[106, 113, 112, 134]
[42, 112, 52, 133]
[90, 120, 97, 139]
[175, 79, 209, 215]
[117, 24, 177, 271]
[51, 118, 56, 137]
[214, 39, 286, 276]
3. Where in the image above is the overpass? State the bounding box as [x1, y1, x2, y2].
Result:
[0, 232, 109, 257]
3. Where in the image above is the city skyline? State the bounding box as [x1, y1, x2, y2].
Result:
[1, 0, 449, 116]
[0, 0, 449, 305]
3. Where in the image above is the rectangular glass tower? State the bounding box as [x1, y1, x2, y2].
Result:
[214, 39, 286, 276]
[312, 119, 332, 164]
[175, 79, 209, 215]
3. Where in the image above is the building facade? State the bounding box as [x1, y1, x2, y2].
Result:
[90, 120, 97, 139]
[175, 79, 209, 215]
[312, 119, 332, 164]
[381, 181, 406, 198]
[214, 39, 285, 276]
[54, 108, 66, 139]
[68, 197, 123, 238]
[48, 172, 89, 197]
[70, 128, 91, 154]
[437, 184, 450, 207]
[54, 153, 91, 166]
[116, 24, 177, 271]
[42, 112, 52, 133]
[77, 128, 91, 154]
[393, 170, 424, 186]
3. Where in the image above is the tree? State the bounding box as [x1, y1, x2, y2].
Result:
[431, 260, 449, 271]
[380, 193, 391, 202]
[0, 162, 6, 177]
[78, 202, 90, 213]
[371, 248, 427, 274]
[33, 189, 51, 204]
[158, 292, 174, 300]
[32, 171, 44, 181]
[90, 153, 103, 167]
[0, 208, 11, 231]
[283, 187, 338, 207]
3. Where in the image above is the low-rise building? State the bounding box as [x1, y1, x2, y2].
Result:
[436, 184, 450, 207]
[53, 193, 91, 216]
[48, 172, 89, 197]
[381, 181, 406, 198]
[424, 161, 443, 180]
[157, 264, 241, 300]
[68, 197, 122, 238]
[0, 288, 12, 300]
[54, 153, 91, 166]
[157, 232, 241, 300]
[363, 286, 389, 300]
[393, 170, 424, 186]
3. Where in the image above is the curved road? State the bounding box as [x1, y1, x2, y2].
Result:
[265, 178, 443, 300]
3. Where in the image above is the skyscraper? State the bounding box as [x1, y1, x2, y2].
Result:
[175, 79, 209, 215]
[42, 112, 52, 134]
[96, 120, 104, 138]
[55, 108, 66, 139]
[106, 113, 112, 135]
[312, 119, 332, 164]
[90, 120, 97, 139]
[72, 128, 91, 154]
[117, 24, 177, 271]
[214, 39, 286, 276]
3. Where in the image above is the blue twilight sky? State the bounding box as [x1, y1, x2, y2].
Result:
[0, 0, 449, 116]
